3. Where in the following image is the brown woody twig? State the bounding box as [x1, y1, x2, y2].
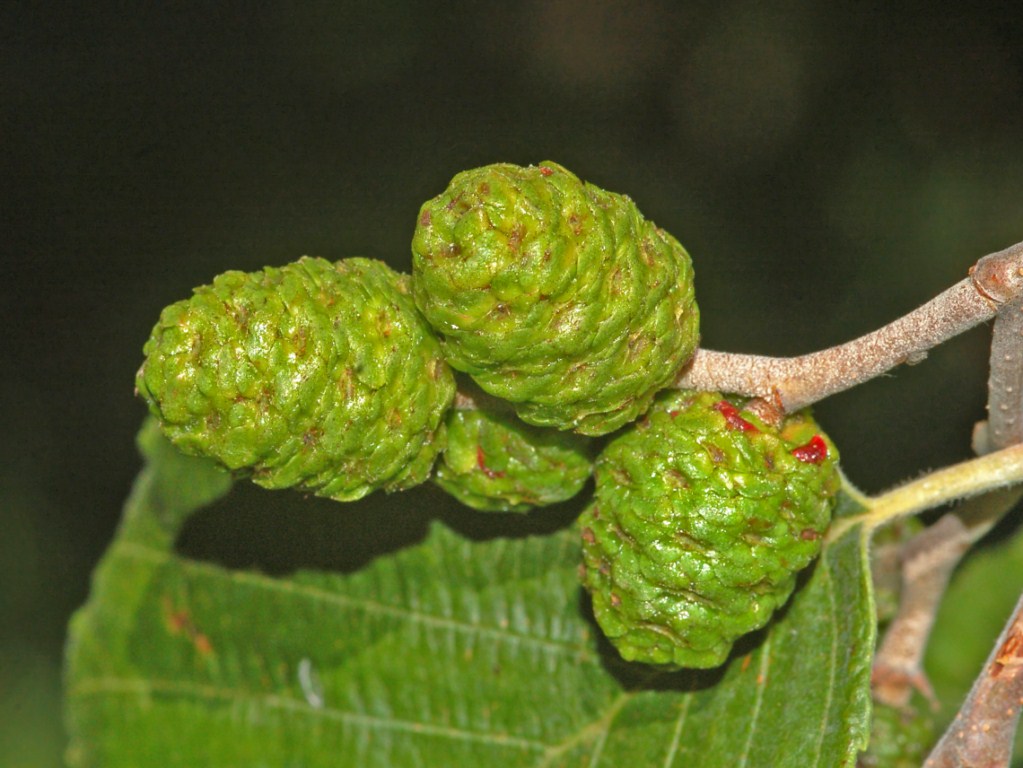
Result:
[871, 513, 974, 709]
[677, 241, 1023, 413]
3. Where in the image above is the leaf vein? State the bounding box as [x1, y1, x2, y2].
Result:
[661, 694, 692, 768]
[536, 687, 638, 768]
[68, 675, 549, 752]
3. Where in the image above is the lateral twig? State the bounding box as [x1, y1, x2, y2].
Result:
[871, 513, 973, 709]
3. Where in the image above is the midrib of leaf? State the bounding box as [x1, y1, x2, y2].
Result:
[67, 675, 550, 754]
[536, 683, 651, 768]
[584, 690, 631, 768]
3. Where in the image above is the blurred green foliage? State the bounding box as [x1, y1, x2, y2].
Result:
[4, 1, 1023, 762]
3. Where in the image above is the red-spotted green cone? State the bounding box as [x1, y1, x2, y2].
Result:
[433, 397, 594, 513]
[578, 390, 840, 668]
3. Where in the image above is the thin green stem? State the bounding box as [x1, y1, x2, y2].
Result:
[828, 442, 1023, 542]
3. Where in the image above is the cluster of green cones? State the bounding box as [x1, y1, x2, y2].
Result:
[136, 161, 840, 670]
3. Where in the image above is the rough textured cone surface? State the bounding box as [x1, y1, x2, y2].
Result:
[136, 256, 455, 501]
[578, 389, 841, 669]
[433, 399, 595, 513]
[411, 161, 699, 436]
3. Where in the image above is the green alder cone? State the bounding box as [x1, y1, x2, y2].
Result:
[579, 389, 841, 669]
[135, 256, 456, 501]
[433, 400, 595, 513]
[411, 161, 700, 436]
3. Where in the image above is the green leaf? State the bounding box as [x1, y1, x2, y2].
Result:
[65, 424, 874, 766]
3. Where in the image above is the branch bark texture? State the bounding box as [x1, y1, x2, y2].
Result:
[678, 241, 1023, 413]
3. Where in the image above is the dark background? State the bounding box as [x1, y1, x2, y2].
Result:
[4, 2, 1022, 763]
